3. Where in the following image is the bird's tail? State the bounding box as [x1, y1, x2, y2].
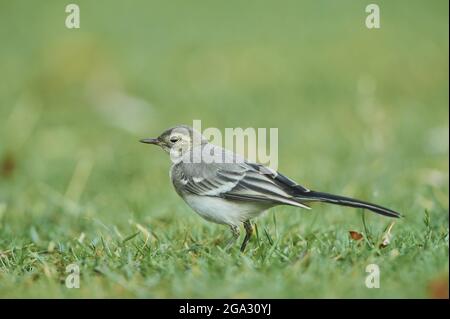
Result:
[295, 190, 400, 218]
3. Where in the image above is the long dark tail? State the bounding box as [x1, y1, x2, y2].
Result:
[296, 190, 400, 218]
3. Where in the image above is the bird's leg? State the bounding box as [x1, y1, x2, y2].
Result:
[240, 220, 253, 252]
[225, 225, 240, 250]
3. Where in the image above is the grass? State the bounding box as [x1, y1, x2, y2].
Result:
[0, 0, 448, 298]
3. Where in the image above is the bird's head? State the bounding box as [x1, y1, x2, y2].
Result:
[140, 125, 207, 158]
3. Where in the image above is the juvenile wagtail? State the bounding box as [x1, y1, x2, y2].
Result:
[140, 125, 400, 252]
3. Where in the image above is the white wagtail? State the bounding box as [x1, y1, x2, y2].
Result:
[140, 125, 400, 252]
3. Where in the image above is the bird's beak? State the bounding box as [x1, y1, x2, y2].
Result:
[139, 138, 159, 145]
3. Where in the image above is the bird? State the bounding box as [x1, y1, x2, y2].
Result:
[140, 125, 400, 252]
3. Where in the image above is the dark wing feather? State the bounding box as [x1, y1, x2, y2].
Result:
[176, 162, 310, 208]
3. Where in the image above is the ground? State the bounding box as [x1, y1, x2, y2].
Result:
[0, 0, 448, 298]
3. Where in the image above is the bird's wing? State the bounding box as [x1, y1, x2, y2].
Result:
[178, 161, 310, 209]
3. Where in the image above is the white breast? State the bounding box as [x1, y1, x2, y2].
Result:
[182, 195, 268, 226]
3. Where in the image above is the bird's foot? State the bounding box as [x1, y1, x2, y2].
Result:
[224, 225, 240, 251]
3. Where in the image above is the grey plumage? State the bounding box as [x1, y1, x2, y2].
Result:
[141, 125, 400, 252]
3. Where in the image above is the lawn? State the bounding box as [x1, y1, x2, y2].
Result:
[0, 0, 448, 298]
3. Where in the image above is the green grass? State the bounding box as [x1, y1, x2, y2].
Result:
[0, 0, 448, 298]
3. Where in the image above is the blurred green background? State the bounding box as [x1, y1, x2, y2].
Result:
[0, 0, 448, 298]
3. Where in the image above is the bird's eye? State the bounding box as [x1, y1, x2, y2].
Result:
[170, 136, 180, 143]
